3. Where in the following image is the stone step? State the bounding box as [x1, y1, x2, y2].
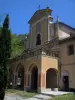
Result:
[41, 91, 71, 97]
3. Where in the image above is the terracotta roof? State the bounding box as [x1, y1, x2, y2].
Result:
[28, 8, 52, 24]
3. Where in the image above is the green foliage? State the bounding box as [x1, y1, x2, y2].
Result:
[0, 28, 11, 61]
[6, 89, 37, 98]
[11, 34, 24, 58]
[50, 94, 75, 100]
[18, 34, 27, 46]
[0, 14, 11, 100]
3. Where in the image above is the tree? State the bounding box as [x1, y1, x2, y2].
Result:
[0, 15, 11, 100]
[11, 34, 24, 58]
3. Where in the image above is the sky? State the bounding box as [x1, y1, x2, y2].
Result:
[0, 0, 75, 34]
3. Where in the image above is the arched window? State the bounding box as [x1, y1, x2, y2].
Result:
[36, 34, 41, 46]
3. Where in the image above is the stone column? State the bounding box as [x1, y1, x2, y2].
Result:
[12, 73, 17, 88]
[24, 73, 26, 87]
[38, 73, 41, 88]
[38, 73, 46, 93]
[55, 72, 59, 91]
[29, 73, 31, 87]
[27, 73, 31, 90]
[41, 73, 46, 88]
[24, 72, 27, 88]
[27, 73, 30, 86]
[24, 72, 31, 90]
[12, 74, 14, 88]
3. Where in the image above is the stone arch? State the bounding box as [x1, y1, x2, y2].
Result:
[46, 68, 57, 88]
[16, 63, 25, 72]
[27, 63, 38, 72]
[28, 64, 35, 72]
[16, 63, 25, 90]
[28, 64, 38, 90]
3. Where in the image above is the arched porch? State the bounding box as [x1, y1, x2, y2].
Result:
[46, 68, 58, 90]
[27, 64, 38, 91]
[15, 63, 25, 90]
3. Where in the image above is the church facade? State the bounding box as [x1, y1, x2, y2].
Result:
[9, 7, 75, 92]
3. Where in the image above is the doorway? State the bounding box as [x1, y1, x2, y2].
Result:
[31, 66, 38, 90]
[63, 76, 69, 91]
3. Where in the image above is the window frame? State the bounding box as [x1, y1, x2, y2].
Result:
[67, 44, 74, 56]
[36, 33, 41, 46]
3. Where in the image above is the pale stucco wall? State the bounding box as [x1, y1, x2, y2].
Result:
[58, 29, 70, 39]
[60, 40, 75, 64]
[58, 24, 75, 40]
[60, 40, 75, 89]
[29, 17, 48, 49]
[41, 19, 48, 45]
[61, 64, 75, 89]
[41, 55, 58, 89]
[41, 55, 58, 72]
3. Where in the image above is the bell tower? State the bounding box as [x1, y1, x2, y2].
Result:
[28, 7, 53, 49]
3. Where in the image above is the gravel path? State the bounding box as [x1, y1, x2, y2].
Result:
[4, 94, 52, 100]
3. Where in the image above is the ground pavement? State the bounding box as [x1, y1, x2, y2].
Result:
[4, 94, 52, 100]
[4, 91, 70, 100]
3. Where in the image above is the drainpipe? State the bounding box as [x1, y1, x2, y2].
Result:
[58, 58, 62, 90]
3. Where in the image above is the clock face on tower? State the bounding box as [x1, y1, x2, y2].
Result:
[36, 33, 41, 46]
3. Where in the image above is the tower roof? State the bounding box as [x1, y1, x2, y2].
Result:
[28, 7, 52, 24]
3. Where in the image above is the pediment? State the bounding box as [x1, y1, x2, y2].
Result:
[28, 8, 52, 24]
